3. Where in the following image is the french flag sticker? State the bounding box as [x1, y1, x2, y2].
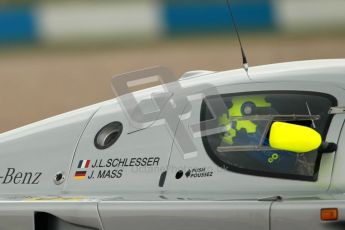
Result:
[78, 160, 91, 169]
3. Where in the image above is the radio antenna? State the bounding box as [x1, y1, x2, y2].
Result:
[225, 0, 250, 77]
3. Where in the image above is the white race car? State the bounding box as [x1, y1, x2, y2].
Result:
[0, 59, 345, 230]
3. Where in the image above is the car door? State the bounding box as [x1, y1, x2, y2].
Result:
[63, 88, 179, 194]
[165, 81, 345, 194]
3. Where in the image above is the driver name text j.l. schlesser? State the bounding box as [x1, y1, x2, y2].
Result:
[91, 157, 160, 168]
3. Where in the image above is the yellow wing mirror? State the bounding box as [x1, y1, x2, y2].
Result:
[269, 122, 322, 153]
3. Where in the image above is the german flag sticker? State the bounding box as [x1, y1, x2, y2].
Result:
[74, 171, 87, 180]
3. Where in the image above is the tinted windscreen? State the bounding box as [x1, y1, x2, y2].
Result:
[200, 92, 336, 181]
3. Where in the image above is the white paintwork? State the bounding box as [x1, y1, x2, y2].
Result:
[1, 59, 345, 230]
[180, 70, 215, 80]
[0, 59, 345, 197]
[0, 103, 101, 195]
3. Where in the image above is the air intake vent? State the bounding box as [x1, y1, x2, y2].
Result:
[35, 212, 98, 230]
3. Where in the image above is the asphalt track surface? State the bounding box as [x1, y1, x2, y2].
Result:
[0, 34, 344, 133]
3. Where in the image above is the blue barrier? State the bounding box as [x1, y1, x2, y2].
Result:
[0, 1, 275, 44]
[163, 1, 274, 34]
[0, 5, 37, 43]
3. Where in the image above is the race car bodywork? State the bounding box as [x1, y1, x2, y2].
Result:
[1, 59, 345, 230]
